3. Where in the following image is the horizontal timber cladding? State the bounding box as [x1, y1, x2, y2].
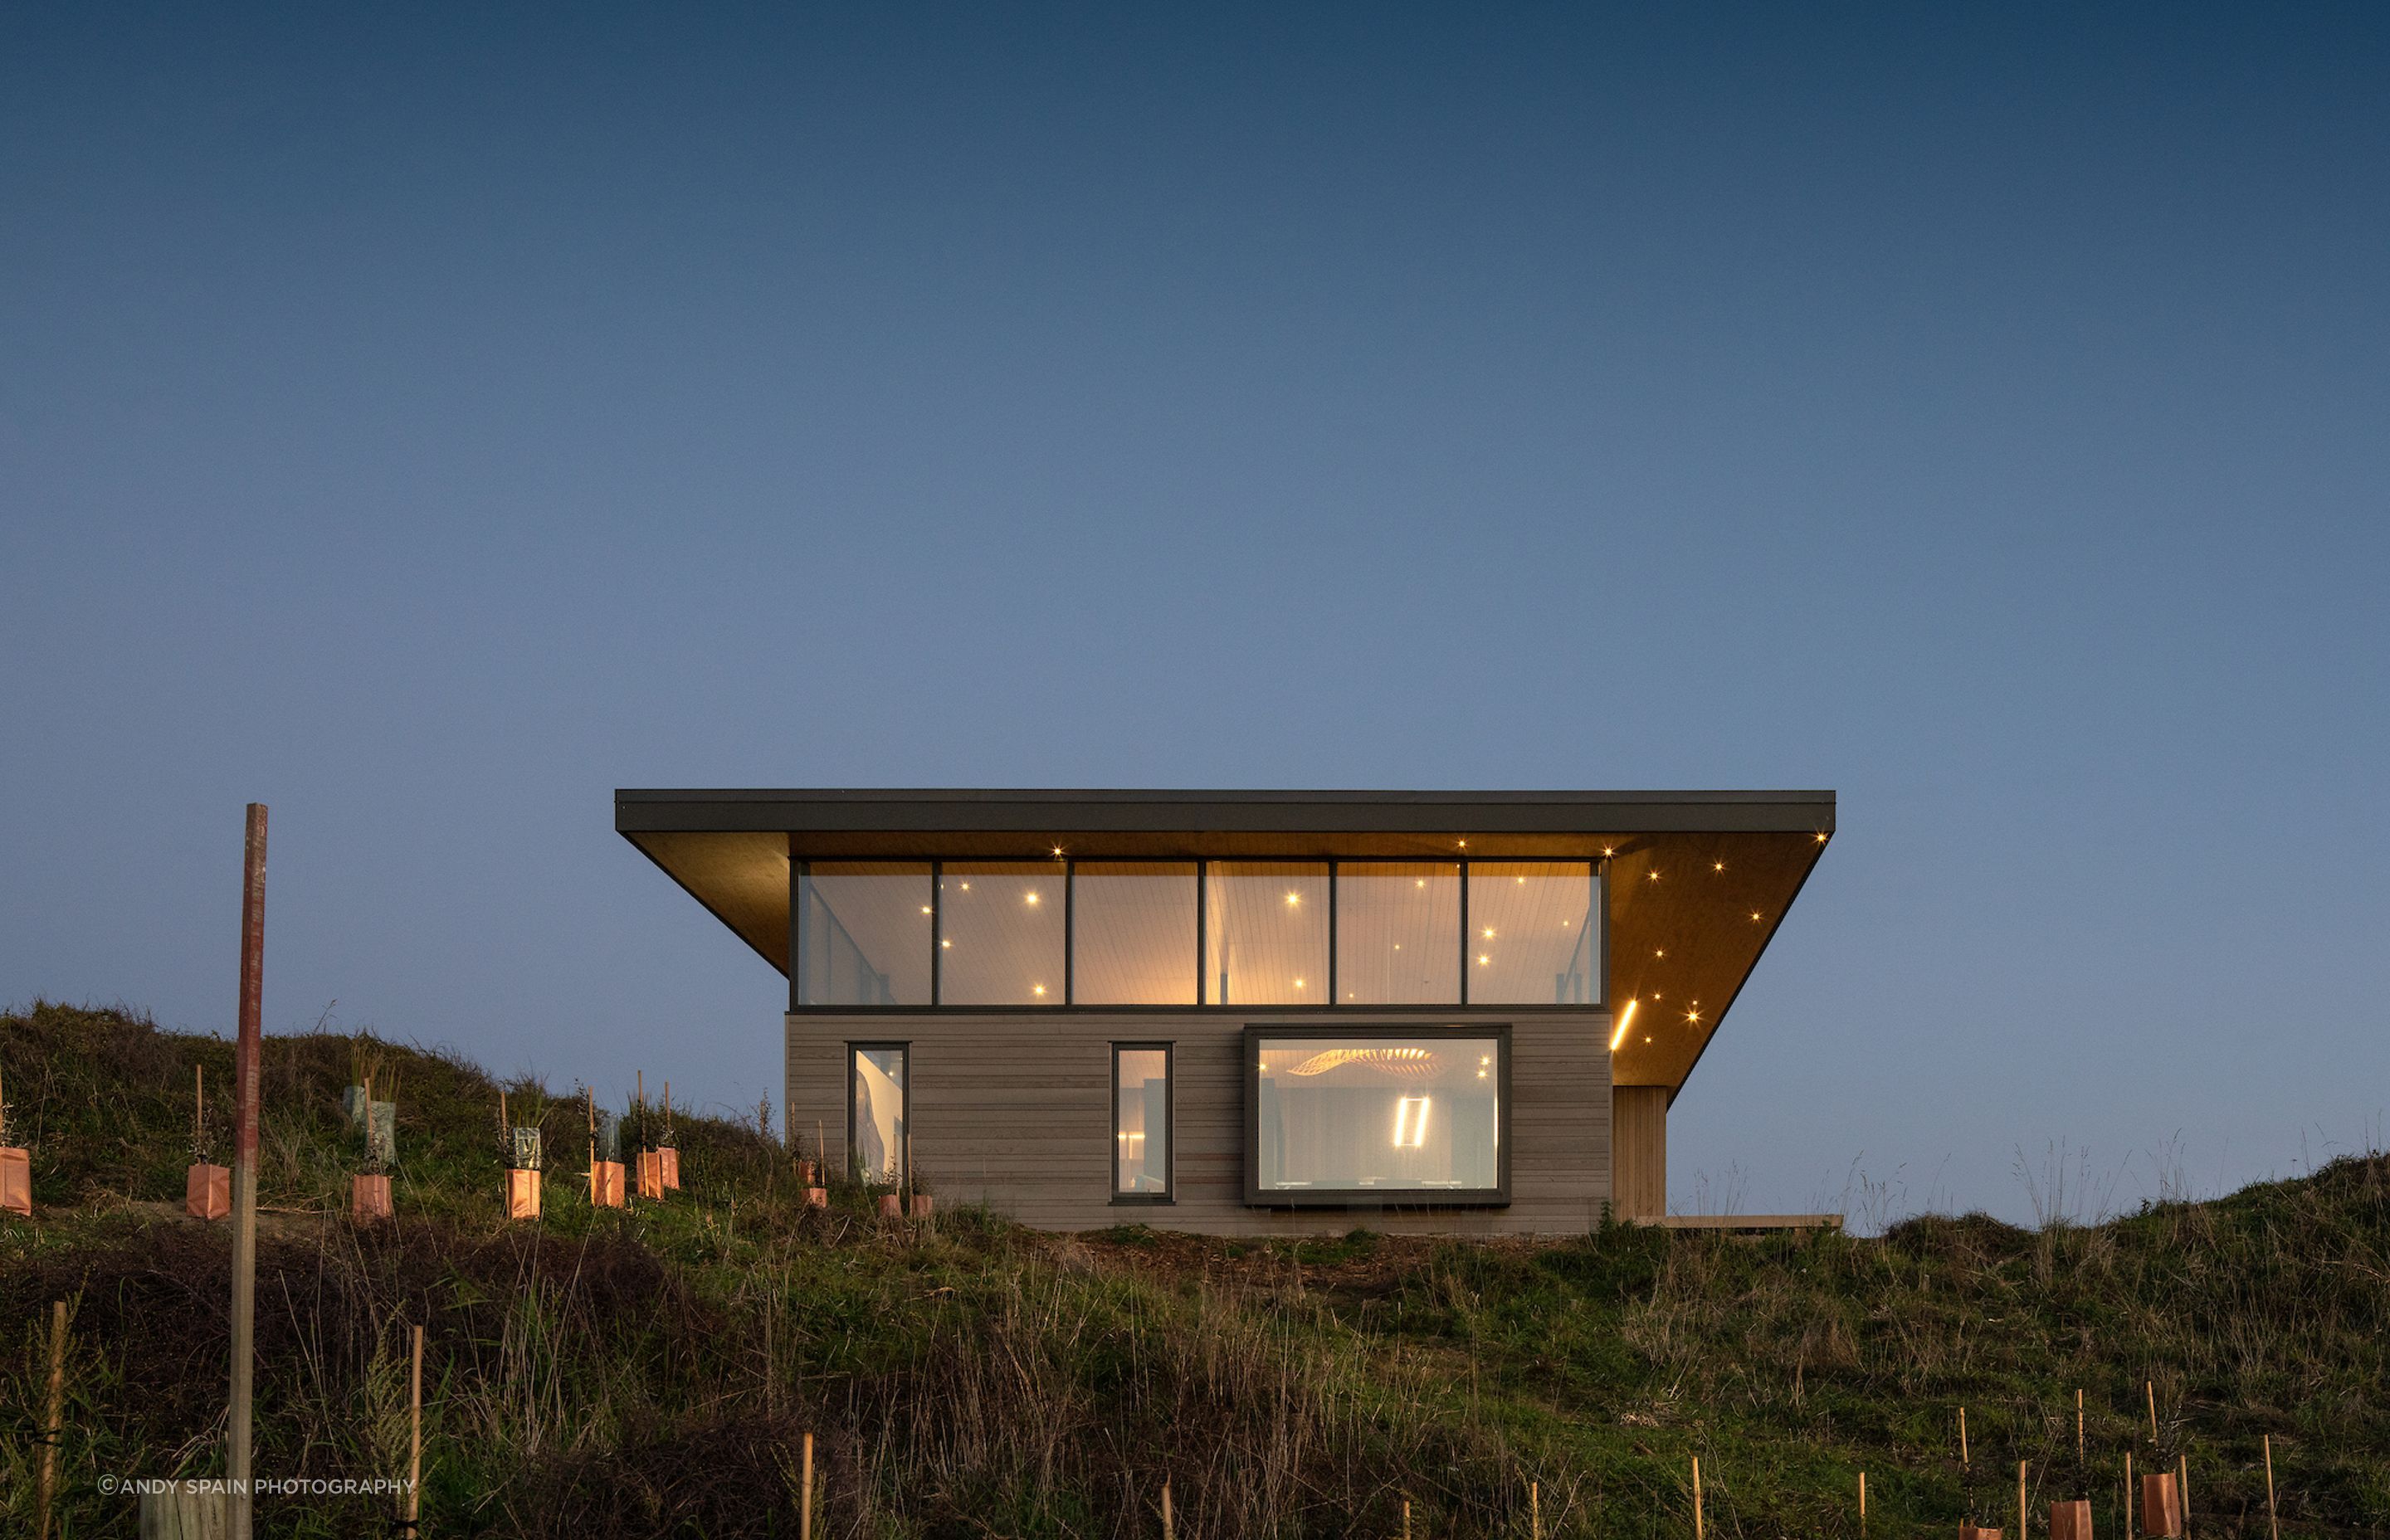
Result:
[786, 1010, 1612, 1237]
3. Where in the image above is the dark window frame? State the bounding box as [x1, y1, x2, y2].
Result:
[846, 1040, 911, 1187]
[788, 859, 1607, 1016]
[1241, 1024, 1514, 1210]
[1109, 1041, 1176, 1205]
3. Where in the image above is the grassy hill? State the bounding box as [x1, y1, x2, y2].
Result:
[1, 1000, 2384, 1538]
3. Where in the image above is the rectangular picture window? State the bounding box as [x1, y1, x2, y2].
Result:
[798, 863, 932, 1006]
[849, 1043, 909, 1187]
[1466, 862, 1600, 1005]
[1249, 1030, 1505, 1204]
[1074, 863, 1197, 1005]
[1204, 861, 1328, 1006]
[1112, 1045, 1173, 1200]
[1334, 862, 1460, 1005]
[938, 862, 1066, 1006]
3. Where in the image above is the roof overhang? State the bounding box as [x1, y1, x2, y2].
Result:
[616, 788, 1833, 1101]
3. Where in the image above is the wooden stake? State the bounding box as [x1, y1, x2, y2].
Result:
[2125, 1452, 2134, 1538]
[407, 1323, 423, 1535]
[1859, 1470, 1867, 1537]
[228, 801, 267, 1540]
[1960, 1406, 1971, 1469]
[1692, 1455, 1705, 1540]
[1161, 1477, 1175, 1540]
[2178, 1454, 2190, 1528]
[2261, 1435, 2277, 1540]
[1403, 1498, 1413, 1539]
[800, 1430, 814, 1540]
[1531, 1479, 1541, 1540]
[2146, 1381, 2158, 1445]
[2077, 1388, 2085, 1464]
[2020, 1460, 2029, 1540]
[37, 1299, 65, 1540]
[196, 1063, 205, 1153]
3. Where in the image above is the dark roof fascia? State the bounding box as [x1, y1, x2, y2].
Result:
[615, 788, 1835, 836]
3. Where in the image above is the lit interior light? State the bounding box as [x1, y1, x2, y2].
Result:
[1713, 861, 1725, 872]
[1515, 875, 1526, 884]
[1750, 910, 1763, 922]
[1032, 984, 1046, 997]
[1608, 998, 1639, 1051]
[1644, 1036, 1651, 1043]
[1482, 927, 1496, 938]
[1393, 943, 1402, 951]
[1647, 870, 1661, 882]
[1602, 846, 1615, 857]
[920, 906, 933, 914]
[1477, 1069, 1488, 1079]
[1477, 954, 1490, 966]
[1285, 892, 1300, 906]
[1025, 892, 1039, 904]
[1416, 878, 1426, 888]
[1651, 991, 1661, 1001]
[960, 882, 970, 890]
[1816, 831, 1829, 843]
[940, 938, 952, 949]
[1391, 1096, 1432, 1148]
[1293, 977, 1305, 989]
[1051, 846, 1064, 857]
[1480, 1055, 1491, 1065]
[1457, 840, 1467, 848]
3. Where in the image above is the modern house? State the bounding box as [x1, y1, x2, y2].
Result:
[617, 788, 1832, 1235]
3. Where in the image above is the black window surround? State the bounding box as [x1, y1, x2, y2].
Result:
[793, 859, 1606, 1014]
[1109, 1041, 1175, 1205]
[846, 1041, 910, 1187]
[1242, 1024, 1514, 1209]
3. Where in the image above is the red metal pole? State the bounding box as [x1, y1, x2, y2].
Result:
[228, 803, 266, 1539]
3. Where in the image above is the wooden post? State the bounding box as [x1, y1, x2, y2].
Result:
[2145, 1382, 2158, 1445]
[1531, 1479, 1541, 1540]
[2020, 1460, 2029, 1540]
[2261, 1436, 2277, 1540]
[407, 1323, 424, 1536]
[1859, 1470, 1867, 1537]
[37, 1299, 65, 1540]
[1961, 1406, 1971, 1469]
[1161, 1477, 1175, 1540]
[2177, 1455, 2189, 1529]
[2125, 1453, 2134, 1539]
[799, 1430, 813, 1540]
[228, 802, 267, 1540]
[1692, 1456, 1705, 1540]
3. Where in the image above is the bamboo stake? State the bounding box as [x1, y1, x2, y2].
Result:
[1532, 1479, 1541, 1540]
[2077, 1388, 2085, 1464]
[2261, 1435, 2277, 1540]
[2020, 1460, 2029, 1540]
[407, 1323, 423, 1536]
[1404, 1498, 1412, 1539]
[37, 1299, 64, 1540]
[1960, 1406, 1971, 1469]
[1161, 1477, 1175, 1540]
[1692, 1456, 1705, 1540]
[2178, 1454, 2190, 1529]
[2146, 1382, 2158, 1445]
[588, 1089, 598, 1202]
[800, 1430, 814, 1540]
[2125, 1452, 2134, 1539]
[1859, 1470, 1867, 1537]
[196, 1063, 205, 1152]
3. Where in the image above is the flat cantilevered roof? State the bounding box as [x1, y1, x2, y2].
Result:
[616, 788, 1833, 1100]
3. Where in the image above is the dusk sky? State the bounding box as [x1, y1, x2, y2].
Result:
[6, 6, 2386, 1226]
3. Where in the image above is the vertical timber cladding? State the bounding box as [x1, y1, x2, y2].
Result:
[1610, 1086, 1668, 1220]
[785, 1010, 1612, 1236]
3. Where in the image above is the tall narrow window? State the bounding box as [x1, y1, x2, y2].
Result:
[1112, 1045, 1173, 1200]
[939, 861, 1066, 1005]
[1074, 863, 1198, 1005]
[798, 864, 932, 1006]
[1466, 861, 1600, 1004]
[1335, 862, 1461, 1004]
[849, 1043, 909, 1186]
[1205, 861, 1328, 1005]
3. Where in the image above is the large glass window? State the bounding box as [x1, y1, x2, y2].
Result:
[1074, 864, 1197, 1005]
[849, 1043, 908, 1185]
[1113, 1045, 1173, 1199]
[1251, 1031, 1504, 1200]
[938, 862, 1066, 1005]
[798, 864, 932, 1006]
[1335, 863, 1459, 1004]
[1467, 862, 1600, 1004]
[1205, 861, 1327, 1005]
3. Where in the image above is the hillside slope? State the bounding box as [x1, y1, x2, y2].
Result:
[1, 1001, 2383, 1538]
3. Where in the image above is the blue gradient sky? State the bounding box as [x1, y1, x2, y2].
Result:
[6, 7, 2386, 1224]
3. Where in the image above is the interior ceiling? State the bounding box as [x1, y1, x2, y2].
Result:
[622, 826, 1828, 1101]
